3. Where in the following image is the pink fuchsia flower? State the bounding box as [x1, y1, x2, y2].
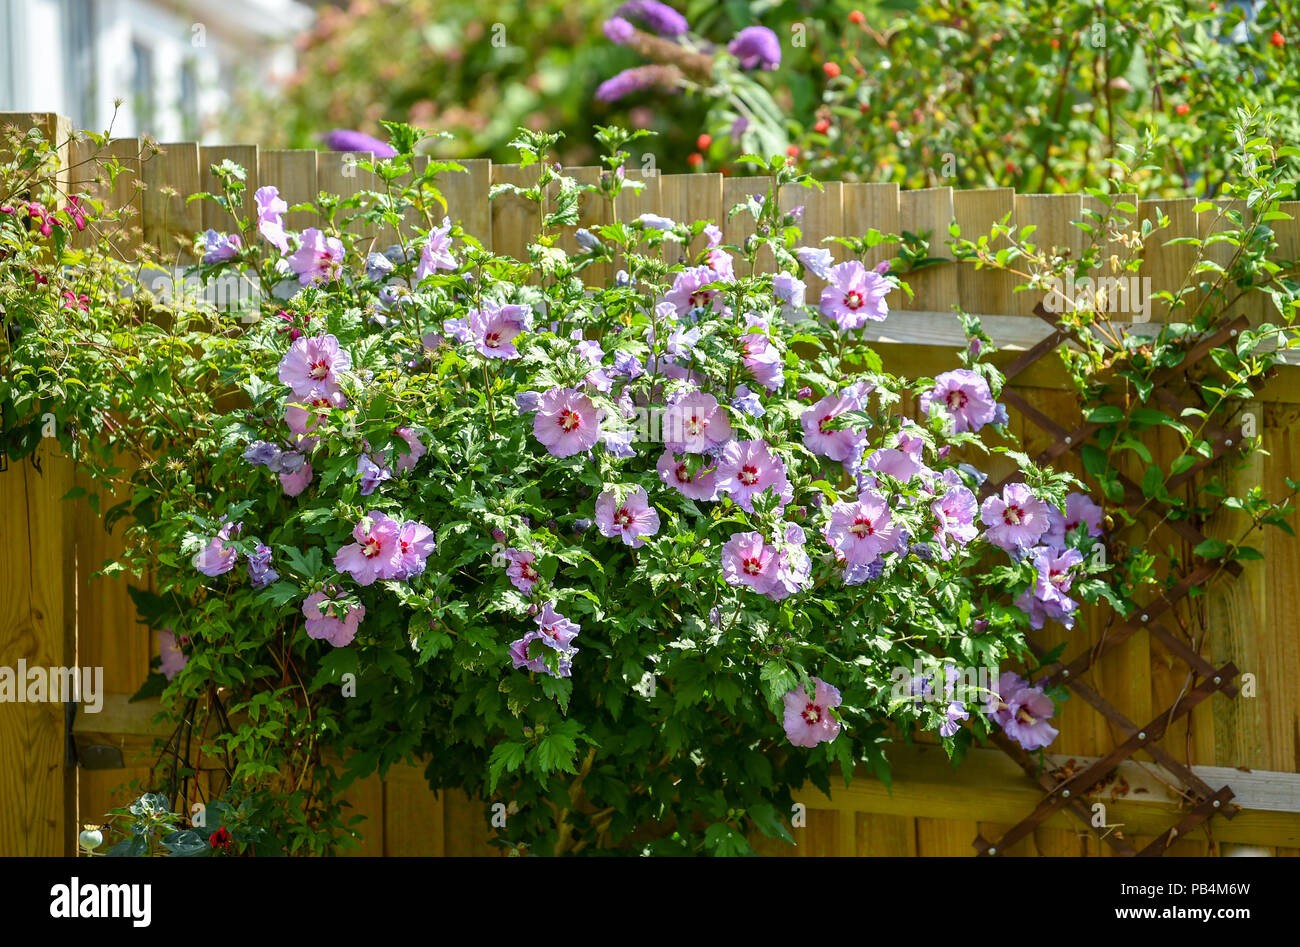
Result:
[920, 369, 997, 434]
[532, 387, 604, 458]
[661, 390, 733, 454]
[302, 590, 366, 647]
[801, 389, 867, 464]
[158, 629, 187, 680]
[192, 521, 240, 577]
[819, 260, 890, 329]
[470, 302, 531, 359]
[504, 549, 541, 594]
[728, 25, 782, 70]
[595, 486, 661, 548]
[986, 672, 1058, 751]
[656, 448, 720, 501]
[416, 217, 456, 279]
[333, 511, 403, 586]
[286, 228, 345, 285]
[662, 266, 727, 317]
[393, 520, 437, 580]
[740, 331, 784, 392]
[782, 678, 842, 748]
[721, 530, 781, 595]
[980, 482, 1051, 553]
[202, 229, 242, 264]
[393, 427, 426, 473]
[824, 490, 902, 565]
[716, 439, 792, 513]
[280, 462, 313, 497]
[278, 334, 352, 399]
[930, 485, 979, 559]
[254, 186, 290, 253]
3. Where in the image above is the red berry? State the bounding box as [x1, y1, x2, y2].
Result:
[849, 10, 865, 24]
[687, 152, 703, 167]
[1175, 103, 1190, 115]
[696, 133, 712, 150]
[1050, 38, 1060, 49]
[1271, 30, 1284, 47]
[1004, 160, 1017, 174]
[823, 62, 841, 78]
[786, 144, 800, 158]
[813, 119, 831, 134]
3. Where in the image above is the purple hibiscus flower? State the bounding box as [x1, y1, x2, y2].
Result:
[824, 490, 903, 565]
[202, 229, 241, 264]
[801, 389, 867, 464]
[192, 521, 240, 577]
[662, 266, 727, 317]
[278, 333, 352, 399]
[987, 672, 1059, 751]
[504, 549, 541, 594]
[980, 483, 1051, 553]
[656, 448, 720, 501]
[716, 439, 792, 513]
[416, 218, 456, 279]
[286, 228, 344, 285]
[661, 390, 733, 454]
[921, 369, 998, 434]
[595, 486, 661, 548]
[254, 186, 290, 253]
[819, 260, 890, 329]
[470, 302, 531, 359]
[325, 128, 397, 158]
[302, 589, 366, 647]
[720, 531, 781, 595]
[246, 544, 279, 589]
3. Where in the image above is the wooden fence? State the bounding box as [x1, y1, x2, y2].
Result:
[3, 112, 1300, 856]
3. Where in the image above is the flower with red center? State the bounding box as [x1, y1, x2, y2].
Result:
[510, 603, 580, 678]
[661, 390, 733, 454]
[504, 548, 541, 593]
[979, 482, 1051, 552]
[278, 334, 352, 399]
[819, 260, 890, 329]
[469, 301, 532, 360]
[655, 448, 720, 501]
[782, 678, 842, 747]
[930, 485, 979, 560]
[801, 388, 867, 464]
[920, 369, 998, 434]
[720, 531, 780, 594]
[662, 265, 727, 316]
[532, 387, 604, 458]
[594, 486, 661, 548]
[192, 521, 241, 577]
[393, 520, 437, 579]
[986, 672, 1058, 750]
[825, 490, 902, 564]
[333, 511, 403, 585]
[740, 330, 784, 392]
[716, 439, 792, 513]
[286, 228, 344, 285]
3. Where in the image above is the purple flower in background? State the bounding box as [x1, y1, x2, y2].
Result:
[820, 260, 890, 329]
[280, 462, 313, 497]
[767, 536, 813, 602]
[508, 632, 552, 675]
[279, 333, 352, 399]
[595, 485, 661, 547]
[930, 485, 979, 559]
[515, 390, 541, 413]
[366, 251, 395, 281]
[843, 556, 885, 585]
[333, 511, 403, 586]
[1065, 492, 1104, 537]
[393, 427, 426, 474]
[243, 440, 281, 468]
[416, 218, 456, 279]
[612, 350, 645, 379]
[661, 391, 732, 454]
[663, 266, 726, 316]
[740, 331, 784, 392]
[504, 549, 541, 594]
[394, 520, 437, 580]
[783, 678, 842, 748]
[246, 544, 279, 589]
[716, 439, 792, 513]
[731, 385, 765, 418]
[801, 389, 866, 464]
[728, 26, 782, 70]
[532, 387, 603, 458]
[442, 317, 473, 344]
[825, 491, 902, 565]
[356, 454, 392, 496]
[302, 589, 366, 648]
[286, 228, 344, 285]
[254, 186, 290, 253]
[325, 128, 397, 158]
[596, 65, 681, 103]
[600, 428, 637, 459]
[202, 229, 241, 264]
[773, 271, 806, 315]
[1020, 547, 1084, 629]
[921, 369, 998, 434]
[866, 447, 929, 483]
[730, 116, 749, 141]
[980, 483, 1051, 553]
[470, 302, 531, 359]
[158, 629, 187, 681]
[603, 16, 636, 44]
[615, 0, 689, 36]
[721, 531, 780, 594]
[795, 246, 834, 280]
[192, 521, 240, 577]
[636, 213, 676, 230]
[656, 448, 720, 501]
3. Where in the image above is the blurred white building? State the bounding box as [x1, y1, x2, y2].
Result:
[0, 0, 313, 140]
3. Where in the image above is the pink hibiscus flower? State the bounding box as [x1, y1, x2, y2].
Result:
[661, 390, 733, 454]
[824, 490, 902, 565]
[655, 448, 720, 501]
[333, 511, 403, 585]
[715, 439, 792, 513]
[720, 530, 781, 594]
[532, 387, 604, 458]
[278, 334, 352, 399]
[782, 678, 842, 748]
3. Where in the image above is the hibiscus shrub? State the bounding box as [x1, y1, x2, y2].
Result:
[1, 121, 1111, 855]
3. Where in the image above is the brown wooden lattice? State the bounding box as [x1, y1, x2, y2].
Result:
[973, 303, 1248, 857]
